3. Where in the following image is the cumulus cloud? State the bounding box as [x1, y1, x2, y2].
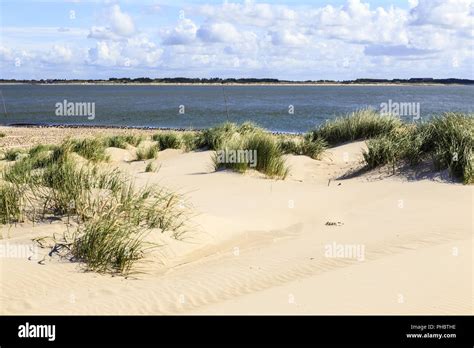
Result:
[409, 0, 473, 28]
[88, 5, 135, 41]
[197, 22, 242, 43]
[3, 0, 473, 79]
[42, 45, 74, 64]
[87, 37, 162, 67]
[162, 19, 197, 45]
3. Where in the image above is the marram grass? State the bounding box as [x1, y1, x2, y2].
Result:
[0, 138, 188, 274]
[312, 108, 402, 146]
[362, 112, 473, 184]
[152, 132, 182, 149]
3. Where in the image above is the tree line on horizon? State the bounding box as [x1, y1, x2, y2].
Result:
[0, 77, 473, 85]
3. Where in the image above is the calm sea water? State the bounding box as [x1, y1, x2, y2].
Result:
[0, 85, 472, 133]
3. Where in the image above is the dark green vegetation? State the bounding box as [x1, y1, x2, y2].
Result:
[361, 113, 473, 184]
[206, 122, 289, 179]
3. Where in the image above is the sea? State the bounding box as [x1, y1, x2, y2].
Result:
[0, 84, 472, 133]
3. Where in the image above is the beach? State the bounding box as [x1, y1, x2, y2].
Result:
[0, 125, 472, 315]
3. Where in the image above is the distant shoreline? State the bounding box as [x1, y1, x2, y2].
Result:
[0, 123, 302, 135]
[0, 82, 472, 87]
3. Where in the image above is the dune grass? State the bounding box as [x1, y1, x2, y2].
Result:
[0, 132, 5, 138]
[152, 132, 182, 150]
[181, 132, 206, 152]
[311, 108, 402, 146]
[103, 134, 145, 149]
[2, 148, 25, 161]
[278, 134, 327, 160]
[136, 144, 159, 161]
[71, 207, 148, 274]
[145, 162, 158, 172]
[69, 138, 109, 162]
[0, 182, 24, 224]
[211, 123, 289, 179]
[0, 138, 188, 274]
[103, 135, 128, 149]
[362, 113, 473, 183]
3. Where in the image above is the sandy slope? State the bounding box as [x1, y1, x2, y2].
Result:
[0, 138, 472, 315]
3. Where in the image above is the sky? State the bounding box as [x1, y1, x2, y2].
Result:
[0, 0, 473, 80]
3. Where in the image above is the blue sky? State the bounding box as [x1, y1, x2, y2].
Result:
[1, 0, 472, 80]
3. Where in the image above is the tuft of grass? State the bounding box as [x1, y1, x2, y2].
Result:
[2, 148, 25, 161]
[181, 132, 205, 152]
[428, 113, 474, 184]
[312, 108, 402, 146]
[103, 134, 146, 148]
[124, 134, 145, 147]
[0, 182, 24, 224]
[0, 132, 6, 138]
[0, 138, 188, 274]
[69, 138, 109, 162]
[362, 113, 473, 184]
[301, 137, 327, 160]
[145, 162, 158, 173]
[103, 135, 128, 149]
[363, 135, 400, 170]
[213, 131, 288, 179]
[202, 122, 239, 150]
[71, 208, 148, 274]
[28, 144, 57, 157]
[136, 144, 159, 161]
[152, 132, 182, 150]
[278, 134, 327, 160]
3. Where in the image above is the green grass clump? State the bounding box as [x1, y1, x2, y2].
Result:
[71, 208, 148, 274]
[0, 182, 24, 224]
[152, 132, 182, 149]
[181, 132, 205, 152]
[104, 135, 128, 149]
[363, 135, 400, 170]
[69, 138, 109, 162]
[28, 144, 57, 157]
[145, 162, 158, 173]
[312, 109, 402, 146]
[213, 131, 288, 179]
[103, 134, 145, 149]
[0, 137, 188, 274]
[428, 113, 474, 184]
[362, 113, 473, 184]
[136, 144, 159, 161]
[202, 122, 239, 150]
[124, 134, 145, 147]
[0, 133, 5, 138]
[278, 134, 327, 160]
[2, 148, 25, 161]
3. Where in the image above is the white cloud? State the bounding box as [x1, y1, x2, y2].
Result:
[42, 45, 74, 64]
[270, 29, 309, 47]
[410, 0, 473, 29]
[109, 4, 135, 37]
[3, 0, 473, 79]
[162, 19, 197, 45]
[88, 5, 135, 41]
[197, 22, 242, 43]
[87, 37, 162, 68]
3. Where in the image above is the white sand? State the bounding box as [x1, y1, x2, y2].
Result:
[0, 131, 472, 314]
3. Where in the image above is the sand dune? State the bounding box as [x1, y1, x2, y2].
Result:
[0, 132, 472, 315]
